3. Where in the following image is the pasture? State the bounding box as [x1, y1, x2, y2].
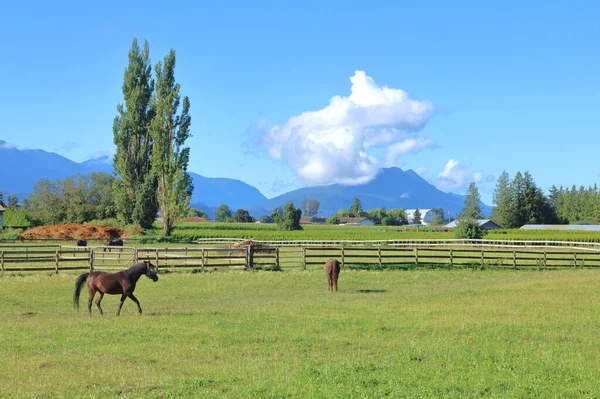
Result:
[2, 268, 600, 397]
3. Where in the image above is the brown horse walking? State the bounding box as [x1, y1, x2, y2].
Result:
[73, 261, 158, 316]
[324, 258, 341, 292]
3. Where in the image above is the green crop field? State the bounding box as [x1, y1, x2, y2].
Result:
[164, 222, 600, 243]
[2, 268, 600, 398]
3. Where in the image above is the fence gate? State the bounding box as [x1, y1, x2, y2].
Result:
[92, 246, 138, 270]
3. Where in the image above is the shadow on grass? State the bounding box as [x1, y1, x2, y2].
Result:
[357, 289, 387, 293]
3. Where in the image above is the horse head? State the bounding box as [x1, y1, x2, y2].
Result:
[143, 261, 159, 282]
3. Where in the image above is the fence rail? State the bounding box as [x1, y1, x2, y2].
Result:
[1, 240, 600, 273]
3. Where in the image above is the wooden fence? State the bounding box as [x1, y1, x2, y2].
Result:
[1, 241, 600, 273]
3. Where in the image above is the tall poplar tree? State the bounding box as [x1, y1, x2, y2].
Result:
[113, 38, 158, 228]
[150, 49, 193, 236]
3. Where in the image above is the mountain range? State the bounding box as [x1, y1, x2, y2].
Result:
[0, 140, 491, 218]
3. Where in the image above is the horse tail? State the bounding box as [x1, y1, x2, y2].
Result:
[73, 273, 89, 310]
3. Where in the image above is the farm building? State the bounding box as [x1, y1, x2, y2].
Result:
[443, 219, 503, 230]
[300, 216, 327, 225]
[405, 209, 437, 225]
[521, 224, 600, 231]
[184, 217, 207, 223]
[0, 204, 4, 230]
[339, 217, 375, 226]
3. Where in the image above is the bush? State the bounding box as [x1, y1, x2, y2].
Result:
[453, 220, 487, 239]
[0, 228, 24, 241]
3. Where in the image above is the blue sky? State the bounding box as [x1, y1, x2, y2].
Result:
[1, 1, 598, 205]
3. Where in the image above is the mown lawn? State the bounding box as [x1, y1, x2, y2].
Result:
[1, 269, 600, 398]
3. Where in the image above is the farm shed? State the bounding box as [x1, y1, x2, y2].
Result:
[300, 216, 327, 225]
[405, 209, 437, 225]
[0, 204, 4, 230]
[443, 219, 503, 230]
[339, 217, 375, 226]
[520, 224, 600, 231]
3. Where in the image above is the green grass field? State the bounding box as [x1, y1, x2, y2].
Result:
[2, 268, 600, 398]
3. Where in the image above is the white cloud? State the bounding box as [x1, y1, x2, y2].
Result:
[435, 159, 483, 193]
[257, 71, 434, 186]
[0, 141, 17, 149]
[414, 166, 428, 176]
[85, 150, 114, 163]
[385, 137, 436, 167]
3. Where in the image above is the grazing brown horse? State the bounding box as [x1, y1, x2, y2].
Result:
[73, 261, 158, 316]
[324, 258, 341, 292]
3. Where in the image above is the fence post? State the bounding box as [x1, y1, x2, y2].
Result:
[247, 247, 254, 269]
[201, 248, 205, 270]
[134, 249, 139, 265]
[414, 247, 419, 265]
[513, 251, 516, 268]
[155, 249, 159, 270]
[302, 248, 306, 270]
[1, 250, 4, 272]
[275, 248, 279, 269]
[574, 252, 577, 268]
[55, 250, 59, 274]
[481, 250, 484, 265]
[378, 246, 382, 266]
[89, 249, 94, 272]
[341, 247, 345, 267]
[543, 249, 547, 268]
[449, 248, 453, 265]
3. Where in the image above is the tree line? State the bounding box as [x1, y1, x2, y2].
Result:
[491, 170, 600, 228]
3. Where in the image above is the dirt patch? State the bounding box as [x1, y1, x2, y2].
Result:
[20, 224, 125, 240]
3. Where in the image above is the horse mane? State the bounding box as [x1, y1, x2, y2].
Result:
[126, 262, 148, 275]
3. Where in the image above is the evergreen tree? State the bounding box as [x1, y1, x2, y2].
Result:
[412, 208, 422, 224]
[460, 182, 484, 220]
[510, 172, 526, 227]
[349, 196, 363, 217]
[7, 196, 18, 208]
[492, 171, 513, 228]
[0, 192, 5, 207]
[150, 49, 193, 236]
[113, 38, 158, 228]
[277, 201, 302, 231]
[454, 182, 485, 239]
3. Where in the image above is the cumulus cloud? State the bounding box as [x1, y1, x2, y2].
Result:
[434, 159, 485, 193]
[256, 71, 435, 186]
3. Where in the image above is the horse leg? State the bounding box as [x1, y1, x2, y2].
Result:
[95, 292, 104, 316]
[116, 294, 127, 316]
[88, 289, 96, 316]
[128, 293, 143, 314]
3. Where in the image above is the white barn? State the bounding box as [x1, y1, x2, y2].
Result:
[405, 209, 437, 225]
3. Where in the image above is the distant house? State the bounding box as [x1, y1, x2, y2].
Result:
[443, 219, 503, 230]
[520, 224, 600, 231]
[300, 216, 327, 225]
[0, 204, 4, 230]
[339, 217, 375, 226]
[405, 209, 437, 225]
[184, 217, 207, 223]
